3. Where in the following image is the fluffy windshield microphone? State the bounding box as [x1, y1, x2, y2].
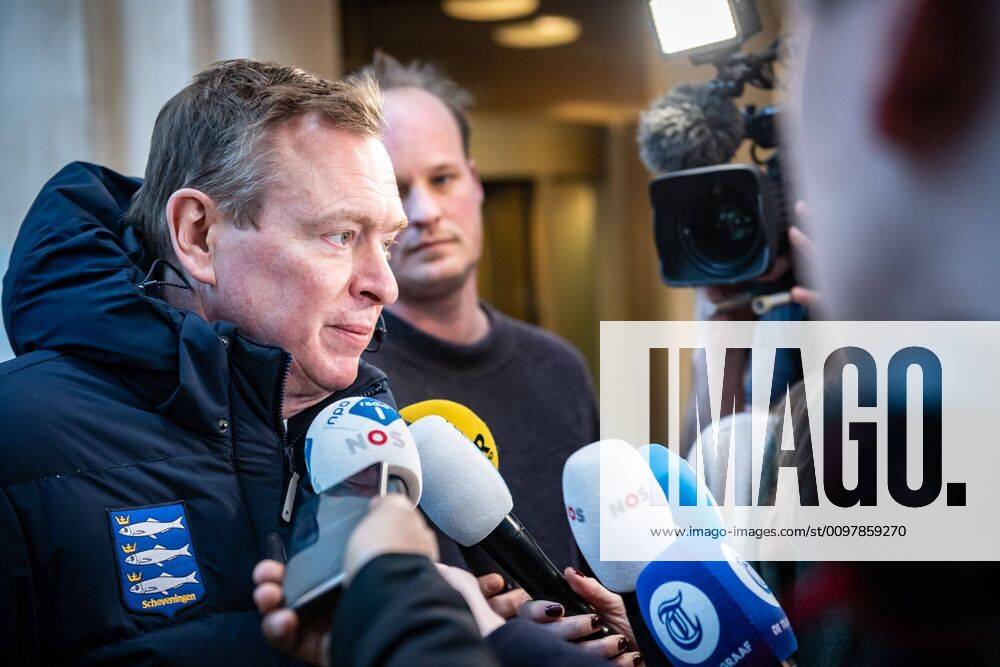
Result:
[637, 83, 744, 174]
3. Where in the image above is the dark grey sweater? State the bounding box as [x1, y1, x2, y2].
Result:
[363, 304, 599, 572]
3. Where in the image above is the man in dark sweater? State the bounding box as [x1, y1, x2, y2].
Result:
[357, 54, 599, 602]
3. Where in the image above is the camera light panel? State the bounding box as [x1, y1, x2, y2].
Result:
[648, 0, 739, 57]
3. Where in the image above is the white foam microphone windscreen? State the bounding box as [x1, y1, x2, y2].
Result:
[304, 396, 422, 504]
[562, 439, 675, 593]
[409, 415, 513, 546]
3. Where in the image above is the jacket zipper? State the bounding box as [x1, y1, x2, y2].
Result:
[276, 354, 296, 523]
[278, 377, 385, 524]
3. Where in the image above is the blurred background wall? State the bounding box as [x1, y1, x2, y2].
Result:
[0, 0, 784, 404]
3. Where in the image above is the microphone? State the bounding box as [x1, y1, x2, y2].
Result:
[637, 83, 744, 175]
[562, 439, 675, 592]
[284, 396, 422, 610]
[639, 443, 725, 534]
[409, 415, 597, 617]
[399, 398, 500, 468]
[563, 440, 676, 666]
[636, 538, 797, 666]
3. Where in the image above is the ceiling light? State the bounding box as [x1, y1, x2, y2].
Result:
[442, 0, 538, 22]
[493, 15, 582, 49]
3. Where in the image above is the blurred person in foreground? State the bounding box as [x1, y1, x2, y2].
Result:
[253, 494, 638, 667]
[356, 54, 601, 617]
[760, 0, 1000, 664]
[0, 60, 403, 664]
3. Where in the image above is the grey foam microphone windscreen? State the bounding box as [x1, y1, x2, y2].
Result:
[562, 439, 674, 593]
[304, 396, 422, 504]
[409, 415, 513, 546]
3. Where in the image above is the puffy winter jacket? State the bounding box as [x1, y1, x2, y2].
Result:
[0, 162, 394, 665]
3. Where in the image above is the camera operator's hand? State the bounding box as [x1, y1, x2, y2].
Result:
[787, 201, 820, 308]
[515, 568, 643, 666]
[699, 199, 819, 320]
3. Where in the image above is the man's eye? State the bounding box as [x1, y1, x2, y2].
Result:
[383, 238, 397, 259]
[432, 173, 455, 187]
[325, 231, 355, 246]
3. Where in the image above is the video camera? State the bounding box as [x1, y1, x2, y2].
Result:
[640, 0, 791, 288]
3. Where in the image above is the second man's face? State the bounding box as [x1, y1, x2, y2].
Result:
[381, 87, 485, 301]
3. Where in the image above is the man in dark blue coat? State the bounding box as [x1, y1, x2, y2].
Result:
[0, 60, 405, 664]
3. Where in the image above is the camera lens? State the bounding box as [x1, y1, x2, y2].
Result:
[681, 181, 764, 275]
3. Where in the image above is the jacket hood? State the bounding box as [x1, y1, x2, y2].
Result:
[2, 162, 387, 435]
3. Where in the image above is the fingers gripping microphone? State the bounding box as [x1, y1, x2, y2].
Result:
[637, 83, 744, 175]
[636, 539, 797, 667]
[410, 415, 595, 616]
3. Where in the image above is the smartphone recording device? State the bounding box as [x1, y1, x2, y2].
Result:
[283, 462, 408, 613]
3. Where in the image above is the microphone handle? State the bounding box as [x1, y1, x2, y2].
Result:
[623, 592, 671, 667]
[479, 514, 596, 617]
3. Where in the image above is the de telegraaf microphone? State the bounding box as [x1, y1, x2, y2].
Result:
[409, 415, 598, 618]
[637, 83, 744, 175]
[634, 443, 797, 666]
[283, 397, 422, 611]
[637, 538, 797, 667]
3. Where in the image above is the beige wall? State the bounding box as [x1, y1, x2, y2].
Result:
[0, 0, 342, 360]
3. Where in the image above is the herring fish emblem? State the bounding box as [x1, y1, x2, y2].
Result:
[108, 502, 205, 617]
[125, 543, 191, 567]
[129, 571, 200, 596]
[118, 515, 184, 539]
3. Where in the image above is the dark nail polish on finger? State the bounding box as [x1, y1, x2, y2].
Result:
[590, 615, 601, 628]
[544, 604, 564, 618]
[617, 637, 630, 653]
[633, 652, 643, 665]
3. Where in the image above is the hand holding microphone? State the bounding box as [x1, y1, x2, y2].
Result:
[253, 495, 444, 666]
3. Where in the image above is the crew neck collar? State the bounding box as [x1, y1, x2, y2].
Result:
[379, 302, 515, 373]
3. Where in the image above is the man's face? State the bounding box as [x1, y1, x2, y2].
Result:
[381, 87, 484, 301]
[206, 115, 404, 392]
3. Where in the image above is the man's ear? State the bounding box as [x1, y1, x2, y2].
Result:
[468, 158, 485, 203]
[165, 188, 220, 287]
[876, 0, 993, 158]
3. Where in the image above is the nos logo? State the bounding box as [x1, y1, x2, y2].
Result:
[649, 581, 720, 663]
[566, 505, 586, 523]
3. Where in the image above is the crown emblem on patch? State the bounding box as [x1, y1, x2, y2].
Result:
[121, 543, 136, 554]
[115, 515, 131, 526]
[126, 572, 142, 583]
